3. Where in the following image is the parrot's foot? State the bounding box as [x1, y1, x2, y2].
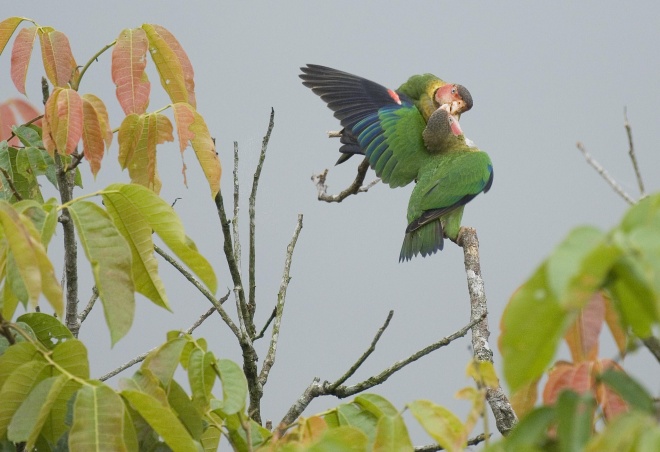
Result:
[455, 226, 477, 248]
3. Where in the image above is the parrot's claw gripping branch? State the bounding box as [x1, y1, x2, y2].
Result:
[312, 157, 380, 203]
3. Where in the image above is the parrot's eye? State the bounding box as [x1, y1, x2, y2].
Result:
[451, 86, 457, 95]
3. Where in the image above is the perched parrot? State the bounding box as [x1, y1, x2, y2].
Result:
[300, 65, 492, 260]
[399, 105, 493, 261]
[299, 64, 473, 182]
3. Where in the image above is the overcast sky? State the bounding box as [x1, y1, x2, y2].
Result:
[2, 1, 659, 445]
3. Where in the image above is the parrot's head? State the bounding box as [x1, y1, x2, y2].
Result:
[434, 84, 473, 117]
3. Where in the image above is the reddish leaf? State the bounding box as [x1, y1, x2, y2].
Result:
[151, 25, 195, 108]
[172, 103, 221, 197]
[564, 293, 605, 362]
[38, 29, 79, 87]
[42, 90, 59, 155]
[593, 360, 629, 420]
[510, 378, 539, 417]
[0, 17, 24, 55]
[44, 88, 83, 155]
[8, 98, 41, 126]
[543, 361, 592, 405]
[112, 28, 151, 115]
[141, 24, 189, 105]
[81, 98, 104, 177]
[603, 293, 628, 357]
[0, 103, 17, 141]
[10, 26, 37, 95]
[82, 94, 112, 149]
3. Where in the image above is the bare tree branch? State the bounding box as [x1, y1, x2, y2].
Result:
[458, 227, 518, 435]
[259, 214, 303, 388]
[77, 286, 99, 326]
[576, 141, 636, 205]
[277, 314, 484, 432]
[312, 157, 380, 203]
[248, 108, 275, 333]
[154, 244, 241, 339]
[98, 301, 224, 381]
[232, 141, 242, 268]
[623, 108, 645, 197]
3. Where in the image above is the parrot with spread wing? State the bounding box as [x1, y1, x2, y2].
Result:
[300, 65, 492, 260]
[299, 64, 473, 184]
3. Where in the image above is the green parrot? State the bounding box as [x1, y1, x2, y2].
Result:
[300, 65, 492, 260]
[299, 64, 473, 181]
[399, 106, 493, 261]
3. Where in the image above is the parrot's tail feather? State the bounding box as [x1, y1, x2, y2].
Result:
[336, 128, 364, 165]
[399, 220, 443, 262]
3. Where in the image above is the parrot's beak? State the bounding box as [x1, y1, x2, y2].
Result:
[448, 115, 463, 136]
[450, 100, 467, 115]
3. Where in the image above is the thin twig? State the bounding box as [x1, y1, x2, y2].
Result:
[248, 108, 275, 332]
[154, 244, 241, 339]
[71, 40, 117, 91]
[6, 114, 44, 143]
[414, 433, 490, 451]
[77, 286, 99, 325]
[253, 307, 277, 341]
[326, 310, 394, 391]
[576, 142, 636, 205]
[641, 336, 660, 364]
[258, 214, 303, 388]
[0, 167, 23, 201]
[277, 314, 483, 431]
[458, 227, 518, 435]
[98, 302, 224, 381]
[623, 108, 645, 197]
[232, 141, 242, 268]
[312, 157, 379, 203]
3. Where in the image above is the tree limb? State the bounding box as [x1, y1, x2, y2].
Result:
[576, 142, 636, 205]
[312, 157, 379, 203]
[414, 433, 490, 451]
[458, 227, 518, 435]
[277, 313, 483, 432]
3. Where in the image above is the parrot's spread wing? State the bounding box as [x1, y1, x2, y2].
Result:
[300, 64, 432, 188]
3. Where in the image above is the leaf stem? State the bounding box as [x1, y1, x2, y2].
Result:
[72, 40, 117, 91]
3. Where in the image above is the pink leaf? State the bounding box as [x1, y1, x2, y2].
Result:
[112, 28, 151, 115]
[39, 29, 79, 87]
[151, 25, 195, 108]
[10, 26, 37, 95]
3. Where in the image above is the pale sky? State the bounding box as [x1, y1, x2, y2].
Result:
[2, 1, 659, 445]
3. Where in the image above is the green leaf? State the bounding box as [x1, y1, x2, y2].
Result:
[40, 378, 81, 447]
[408, 400, 466, 452]
[121, 390, 201, 452]
[354, 393, 399, 418]
[51, 339, 89, 379]
[213, 358, 247, 415]
[143, 336, 186, 387]
[373, 414, 413, 452]
[168, 379, 203, 440]
[0, 359, 48, 437]
[308, 426, 369, 452]
[200, 422, 221, 452]
[13, 125, 44, 149]
[586, 410, 659, 451]
[68, 200, 135, 345]
[607, 258, 657, 337]
[69, 382, 128, 452]
[0, 341, 39, 388]
[556, 391, 596, 452]
[119, 369, 168, 406]
[104, 183, 217, 294]
[497, 406, 555, 450]
[0, 143, 43, 202]
[188, 348, 215, 412]
[8, 374, 68, 449]
[597, 368, 655, 414]
[17, 312, 73, 349]
[335, 403, 378, 446]
[501, 262, 570, 391]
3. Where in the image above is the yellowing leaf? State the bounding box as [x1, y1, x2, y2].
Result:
[101, 183, 169, 310]
[10, 26, 37, 95]
[465, 360, 499, 388]
[0, 359, 48, 438]
[104, 183, 217, 294]
[408, 400, 466, 452]
[112, 28, 150, 115]
[81, 97, 105, 177]
[117, 113, 141, 168]
[68, 200, 135, 345]
[142, 24, 189, 105]
[82, 94, 112, 149]
[509, 378, 540, 418]
[151, 25, 195, 108]
[173, 103, 221, 197]
[603, 293, 628, 357]
[38, 29, 78, 87]
[373, 414, 413, 452]
[69, 382, 128, 452]
[0, 17, 24, 55]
